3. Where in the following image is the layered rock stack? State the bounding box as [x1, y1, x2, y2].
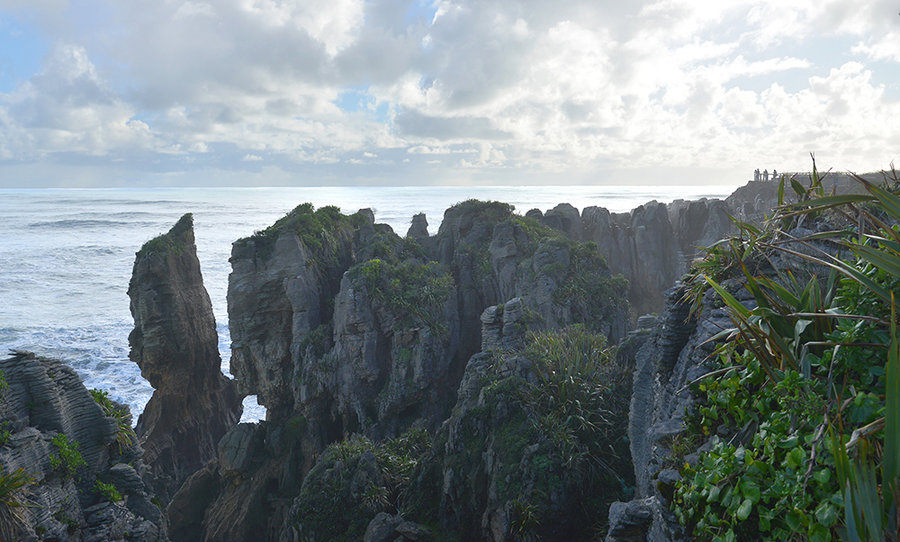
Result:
[128, 213, 242, 501]
[0, 351, 166, 540]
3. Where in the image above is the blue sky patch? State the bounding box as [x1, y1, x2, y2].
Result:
[0, 12, 48, 93]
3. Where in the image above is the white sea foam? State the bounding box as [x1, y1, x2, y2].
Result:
[0, 184, 736, 423]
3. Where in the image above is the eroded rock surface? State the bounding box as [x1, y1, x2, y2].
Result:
[0, 351, 166, 541]
[171, 201, 631, 541]
[128, 213, 242, 502]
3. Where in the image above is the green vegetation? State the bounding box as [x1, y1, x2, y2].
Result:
[0, 370, 7, 396]
[49, 433, 87, 478]
[523, 326, 632, 481]
[446, 199, 515, 224]
[90, 389, 136, 453]
[137, 213, 192, 257]
[673, 163, 900, 541]
[0, 421, 11, 447]
[432, 326, 632, 539]
[94, 480, 123, 503]
[0, 465, 33, 542]
[292, 427, 431, 542]
[350, 258, 454, 335]
[242, 203, 365, 261]
[552, 242, 630, 327]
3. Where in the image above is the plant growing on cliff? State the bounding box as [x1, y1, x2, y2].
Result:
[674, 166, 900, 541]
[49, 433, 86, 478]
[90, 389, 136, 452]
[552, 242, 630, 327]
[137, 213, 192, 257]
[0, 465, 33, 542]
[523, 326, 631, 482]
[94, 480, 123, 503]
[244, 203, 366, 262]
[351, 258, 454, 335]
[292, 427, 432, 542]
[0, 422, 10, 447]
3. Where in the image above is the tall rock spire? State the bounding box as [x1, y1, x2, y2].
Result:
[128, 213, 242, 501]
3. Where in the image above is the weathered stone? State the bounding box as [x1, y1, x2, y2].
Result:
[128, 213, 242, 502]
[406, 213, 429, 241]
[0, 352, 166, 541]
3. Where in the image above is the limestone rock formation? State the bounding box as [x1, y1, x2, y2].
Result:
[404, 300, 634, 541]
[171, 201, 631, 541]
[128, 213, 242, 501]
[0, 351, 166, 541]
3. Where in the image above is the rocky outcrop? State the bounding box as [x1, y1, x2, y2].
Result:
[170, 201, 631, 541]
[128, 213, 242, 502]
[0, 351, 166, 541]
[404, 298, 634, 541]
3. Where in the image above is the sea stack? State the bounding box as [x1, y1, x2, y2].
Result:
[128, 213, 242, 501]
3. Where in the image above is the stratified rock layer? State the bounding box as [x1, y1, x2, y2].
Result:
[0, 351, 166, 541]
[128, 213, 242, 501]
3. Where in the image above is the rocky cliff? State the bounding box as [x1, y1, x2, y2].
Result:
[0, 351, 166, 541]
[128, 213, 242, 502]
[533, 186, 770, 316]
[168, 200, 631, 541]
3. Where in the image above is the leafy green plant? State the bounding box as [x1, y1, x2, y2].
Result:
[522, 326, 632, 486]
[0, 465, 33, 542]
[0, 370, 7, 396]
[0, 421, 10, 447]
[49, 433, 86, 478]
[674, 165, 900, 541]
[350, 258, 454, 335]
[292, 427, 433, 542]
[90, 389, 136, 452]
[94, 480, 123, 503]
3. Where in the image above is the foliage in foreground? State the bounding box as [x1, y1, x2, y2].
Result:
[674, 162, 899, 541]
[0, 465, 33, 542]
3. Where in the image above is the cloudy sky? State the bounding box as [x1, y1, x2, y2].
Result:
[0, 0, 898, 187]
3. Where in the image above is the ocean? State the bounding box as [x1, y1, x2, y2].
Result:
[0, 184, 736, 422]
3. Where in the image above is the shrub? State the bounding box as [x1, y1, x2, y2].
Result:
[49, 433, 86, 478]
[292, 427, 433, 542]
[0, 465, 33, 541]
[673, 163, 900, 541]
[90, 389, 136, 452]
[350, 258, 454, 335]
[522, 326, 631, 483]
[0, 421, 10, 447]
[94, 480, 123, 503]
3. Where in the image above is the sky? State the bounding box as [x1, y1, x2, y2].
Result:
[0, 0, 898, 187]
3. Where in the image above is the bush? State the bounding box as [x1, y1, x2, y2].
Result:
[522, 326, 632, 484]
[0, 465, 33, 542]
[673, 164, 900, 541]
[292, 427, 433, 542]
[94, 480, 123, 503]
[90, 388, 136, 452]
[50, 433, 86, 478]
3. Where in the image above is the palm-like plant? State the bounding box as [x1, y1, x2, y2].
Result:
[0, 465, 33, 542]
[685, 159, 900, 541]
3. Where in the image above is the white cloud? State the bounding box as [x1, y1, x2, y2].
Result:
[0, 44, 160, 158]
[0, 0, 898, 185]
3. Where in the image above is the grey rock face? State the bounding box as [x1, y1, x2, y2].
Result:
[407, 212, 430, 242]
[128, 213, 242, 502]
[174, 200, 632, 541]
[0, 351, 166, 541]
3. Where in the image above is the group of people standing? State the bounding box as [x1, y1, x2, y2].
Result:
[753, 168, 779, 182]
